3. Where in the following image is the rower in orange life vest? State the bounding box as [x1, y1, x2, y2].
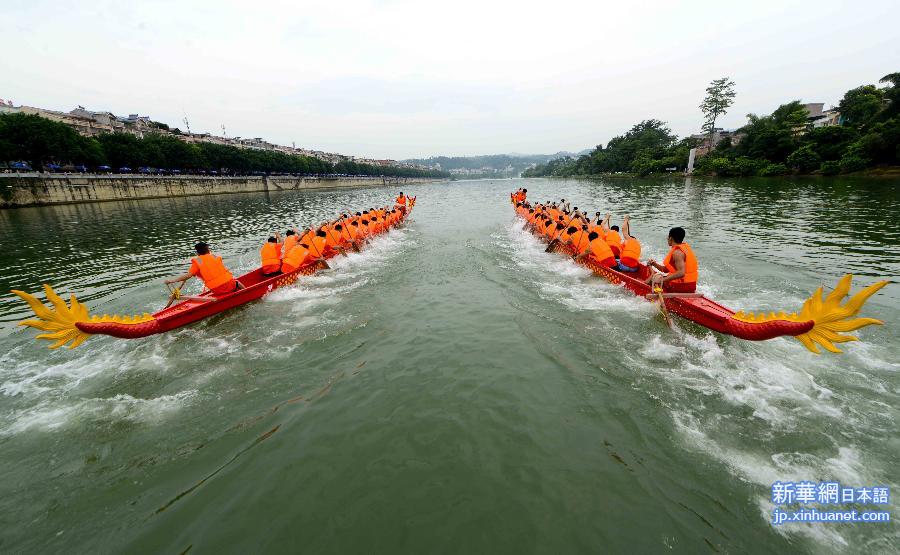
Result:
[260, 233, 282, 276]
[280, 239, 312, 274]
[395, 192, 407, 214]
[601, 214, 622, 259]
[646, 226, 699, 293]
[165, 242, 243, 296]
[574, 230, 617, 268]
[616, 215, 642, 273]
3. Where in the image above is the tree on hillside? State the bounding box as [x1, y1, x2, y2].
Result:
[879, 72, 900, 118]
[699, 77, 736, 149]
[734, 101, 808, 163]
[839, 85, 884, 127]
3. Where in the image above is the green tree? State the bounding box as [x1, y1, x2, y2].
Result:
[786, 144, 822, 172]
[734, 101, 808, 162]
[699, 77, 736, 148]
[878, 72, 900, 118]
[804, 126, 858, 161]
[839, 85, 884, 127]
[0, 113, 86, 168]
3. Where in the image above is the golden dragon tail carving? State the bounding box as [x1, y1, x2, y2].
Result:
[734, 274, 888, 354]
[12, 284, 153, 349]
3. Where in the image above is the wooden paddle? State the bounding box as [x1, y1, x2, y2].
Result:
[653, 286, 673, 328]
[164, 279, 188, 308]
[324, 225, 349, 257]
[545, 216, 574, 252]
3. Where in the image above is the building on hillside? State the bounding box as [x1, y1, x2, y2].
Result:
[811, 108, 842, 128]
[802, 103, 825, 120]
[0, 100, 390, 169]
[691, 128, 745, 156]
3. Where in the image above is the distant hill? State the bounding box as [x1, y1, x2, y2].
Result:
[402, 152, 585, 177]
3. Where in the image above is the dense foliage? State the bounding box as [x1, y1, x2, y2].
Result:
[523, 120, 698, 177]
[0, 113, 447, 178]
[524, 73, 899, 177]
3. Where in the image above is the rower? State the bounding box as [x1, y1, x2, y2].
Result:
[281, 241, 312, 274]
[283, 229, 299, 254]
[260, 233, 282, 276]
[575, 231, 616, 268]
[310, 228, 330, 258]
[571, 224, 591, 255]
[165, 242, 242, 296]
[616, 216, 641, 273]
[602, 214, 622, 259]
[396, 192, 407, 213]
[646, 227, 698, 293]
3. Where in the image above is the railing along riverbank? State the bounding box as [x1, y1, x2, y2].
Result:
[0, 174, 444, 208]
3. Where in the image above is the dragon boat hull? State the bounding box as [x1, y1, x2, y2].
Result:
[549, 240, 815, 340]
[73, 261, 329, 339]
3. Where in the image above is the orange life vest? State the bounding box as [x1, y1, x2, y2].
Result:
[570, 230, 588, 253]
[396, 195, 407, 205]
[283, 234, 298, 254]
[191, 253, 234, 291]
[282, 244, 311, 272]
[605, 230, 622, 256]
[323, 227, 341, 249]
[310, 235, 328, 257]
[620, 237, 641, 267]
[588, 237, 615, 263]
[260, 242, 282, 271]
[663, 243, 698, 284]
[300, 230, 315, 248]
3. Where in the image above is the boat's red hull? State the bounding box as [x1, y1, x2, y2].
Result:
[529, 223, 815, 341]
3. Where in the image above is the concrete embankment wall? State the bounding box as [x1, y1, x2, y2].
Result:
[0, 174, 443, 208]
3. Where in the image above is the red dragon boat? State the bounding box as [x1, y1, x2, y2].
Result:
[512, 198, 887, 354]
[13, 199, 415, 349]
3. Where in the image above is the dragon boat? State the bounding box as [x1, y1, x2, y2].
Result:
[13, 199, 415, 349]
[512, 199, 887, 354]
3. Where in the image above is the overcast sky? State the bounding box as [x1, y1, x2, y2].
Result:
[3, 0, 898, 159]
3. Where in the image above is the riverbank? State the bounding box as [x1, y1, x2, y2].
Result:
[0, 174, 444, 208]
[521, 165, 900, 179]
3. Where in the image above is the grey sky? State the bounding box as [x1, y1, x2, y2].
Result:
[2, 0, 898, 159]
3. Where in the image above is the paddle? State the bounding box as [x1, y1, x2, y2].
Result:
[164, 280, 185, 308]
[570, 227, 588, 259]
[653, 286, 673, 328]
[324, 224, 349, 257]
[302, 228, 331, 269]
[545, 213, 578, 253]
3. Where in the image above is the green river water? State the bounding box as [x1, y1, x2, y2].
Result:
[0, 177, 897, 553]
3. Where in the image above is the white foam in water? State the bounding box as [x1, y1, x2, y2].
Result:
[503, 223, 656, 317]
[1, 390, 196, 436]
[640, 335, 685, 362]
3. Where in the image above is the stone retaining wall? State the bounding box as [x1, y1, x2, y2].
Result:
[0, 174, 442, 208]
